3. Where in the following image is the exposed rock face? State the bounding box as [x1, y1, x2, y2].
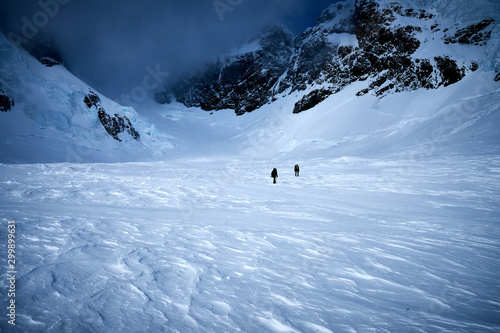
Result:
[0, 88, 14, 112]
[169, 0, 496, 115]
[293, 89, 333, 114]
[444, 18, 494, 46]
[84, 91, 140, 142]
[172, 24, 293, 115]
[434, 56, 466, 87]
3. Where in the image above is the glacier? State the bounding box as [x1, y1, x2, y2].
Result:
[1, 66, 500, 331]
[1, 0, 500, 332]
[1, 151, 499, 332]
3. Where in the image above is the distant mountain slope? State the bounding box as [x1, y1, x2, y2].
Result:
[1, 0, 498, 164]
[169, 0, 499, 115]
[171, 24, 294, 115]
[0, 32, 170, 163]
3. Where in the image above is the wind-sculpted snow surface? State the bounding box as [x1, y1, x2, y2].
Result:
[1, 156, 499, 332]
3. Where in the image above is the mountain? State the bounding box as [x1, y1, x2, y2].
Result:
[171, 23, 294, 116]
[0, 32, 170, 163]
[0, 0, 498, 163]
[169, 0, 499, 115]
[0, 2, 499, 330]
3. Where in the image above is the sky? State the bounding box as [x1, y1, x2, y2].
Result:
[0, 0, 338, 101]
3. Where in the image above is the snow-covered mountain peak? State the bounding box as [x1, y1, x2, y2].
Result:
[315, 0, 356, 33]
[227, 23, 293, 58]
[259, 23, 294, 51]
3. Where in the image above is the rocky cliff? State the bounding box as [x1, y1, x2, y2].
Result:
[168, 0, 497, 115]
[172, 24, 294, 115]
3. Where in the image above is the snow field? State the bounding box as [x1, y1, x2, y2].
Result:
[1, 155, 499, 332]
[1, 1, 499, 331]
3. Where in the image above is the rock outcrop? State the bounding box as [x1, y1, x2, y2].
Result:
[0, 87, 14, 112]
[84, 91, 140, 142]
[172, 24, 293, 115]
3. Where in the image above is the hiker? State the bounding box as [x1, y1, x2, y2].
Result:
[294, 164, 300, 177]
[271, 168, 278, 184]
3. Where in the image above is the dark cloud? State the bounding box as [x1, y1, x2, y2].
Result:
[0, 0, 337, 101]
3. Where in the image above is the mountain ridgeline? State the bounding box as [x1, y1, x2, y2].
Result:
[168, 0, 497, 115]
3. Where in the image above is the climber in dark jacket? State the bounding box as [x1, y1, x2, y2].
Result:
[271, 168, 278, 184]
[294, 164, 300, 177]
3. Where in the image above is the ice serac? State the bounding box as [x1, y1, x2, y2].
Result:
[170, 0, 497, 114]
[0, 31, 164, 163]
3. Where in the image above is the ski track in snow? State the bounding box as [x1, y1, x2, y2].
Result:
[1, 156, 500, 332]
